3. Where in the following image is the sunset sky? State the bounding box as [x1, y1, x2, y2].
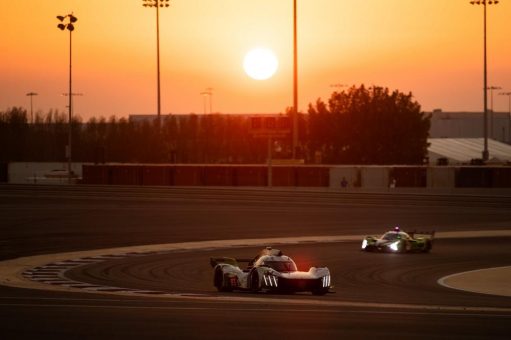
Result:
[2, 0, 510, 120]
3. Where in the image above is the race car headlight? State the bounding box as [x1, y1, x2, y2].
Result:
[322, 275, 331, 288]
[361, 239, 368, 249]
[263, 274, 278, 288]
[389, 241, 400, 252]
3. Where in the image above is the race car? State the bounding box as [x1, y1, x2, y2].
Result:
[210, 247, 331, 295]
[361, 227, 434, 253]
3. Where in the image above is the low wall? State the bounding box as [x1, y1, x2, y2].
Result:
[81, 164, 330, 187]
[5, 162, 511, 189]
[427, 167, 455, 188]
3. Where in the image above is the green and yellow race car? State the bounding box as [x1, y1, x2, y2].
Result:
[361, 227, 434, 253]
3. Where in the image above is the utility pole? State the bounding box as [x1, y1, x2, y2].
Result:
[143, 0, 170, 128]
[292, 0, 298, 159]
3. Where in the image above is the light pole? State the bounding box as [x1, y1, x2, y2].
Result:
[26, 92, 38, 124]
[57, 13, 77, 183]
[292, 0, 298, 159]
[142, 0, 170, 128]
[499, 92, 511, 143]
[470, 0, 499, 161]
[487, 85, 502, 138]
[200, 88, 213, 114]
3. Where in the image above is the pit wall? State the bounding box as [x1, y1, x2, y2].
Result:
[3, 163, 511, 189]
[80, 164, 330, 187]
[81, 164, 510, 189]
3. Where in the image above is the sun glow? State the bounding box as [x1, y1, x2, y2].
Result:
[243, 48, 279, 80]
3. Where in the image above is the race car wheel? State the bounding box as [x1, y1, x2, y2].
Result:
[214, 267, 232, 292]
[423, 240, 432, 253]
[250, 270, 260, 292]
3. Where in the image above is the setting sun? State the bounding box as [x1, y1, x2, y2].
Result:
[243, 48, 279, 81]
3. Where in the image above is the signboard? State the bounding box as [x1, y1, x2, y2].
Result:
[249, 115, 293, 187]
[249, 115, 291, 138]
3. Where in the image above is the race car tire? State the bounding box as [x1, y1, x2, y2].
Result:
[250, 270, 260, 292]
[362, 244, 375, 252]
[214, 267, 232, 292]
[423, 240, 432, 253]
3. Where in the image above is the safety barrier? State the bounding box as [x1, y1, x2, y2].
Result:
[82, 164, 330, 187]
[77, 164, 511, 188]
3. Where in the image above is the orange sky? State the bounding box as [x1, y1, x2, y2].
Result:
[2, 0, 510, 120]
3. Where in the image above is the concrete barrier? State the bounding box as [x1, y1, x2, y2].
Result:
[7, 162, 511, 191]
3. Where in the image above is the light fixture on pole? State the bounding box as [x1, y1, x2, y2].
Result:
[142, 0, 170, 128]
[57, 13, 78, 184]
[26, 92, 38, 124]
[499, 91, 511, 143]
[469, 0, 499, 161]
[200, 88, 213, 114]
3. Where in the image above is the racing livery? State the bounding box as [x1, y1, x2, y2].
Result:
[361, 227, 434, 253]
[210, 247, 331, 295]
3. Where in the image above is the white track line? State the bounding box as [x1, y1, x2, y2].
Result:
[438, 266, 511, 297]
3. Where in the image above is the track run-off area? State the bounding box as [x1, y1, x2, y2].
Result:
[1, 184, 510, 339]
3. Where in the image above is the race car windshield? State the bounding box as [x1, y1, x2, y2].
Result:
[264, 261, 297, 272]
[383, 232, 409, 241]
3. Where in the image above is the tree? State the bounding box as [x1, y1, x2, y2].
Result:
[307, 85, 430, 165]
[0, 107, 28, 161]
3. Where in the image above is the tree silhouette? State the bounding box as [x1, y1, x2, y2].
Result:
[1, 87, 430, 165]
[308, 85, 430, 164]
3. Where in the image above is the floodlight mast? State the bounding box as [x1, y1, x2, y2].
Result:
[142, 0, 170, 128]
[56, 13, 78, 183]
[292, 0, 298, 159]
[469, 0, 499, 161]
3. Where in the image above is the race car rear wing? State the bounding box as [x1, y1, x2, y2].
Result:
[209, 257, 253, 268]
[408, 230, 435, 239]
[210, 247, 284, 268]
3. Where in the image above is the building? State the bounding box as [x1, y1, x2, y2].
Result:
[429, 109, 511, 144]
[428, 138, 511, 165]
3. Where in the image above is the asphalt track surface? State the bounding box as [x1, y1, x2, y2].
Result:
[1, 184, 510, 339]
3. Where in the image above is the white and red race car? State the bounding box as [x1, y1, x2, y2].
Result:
[210, 247, 331, 295]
